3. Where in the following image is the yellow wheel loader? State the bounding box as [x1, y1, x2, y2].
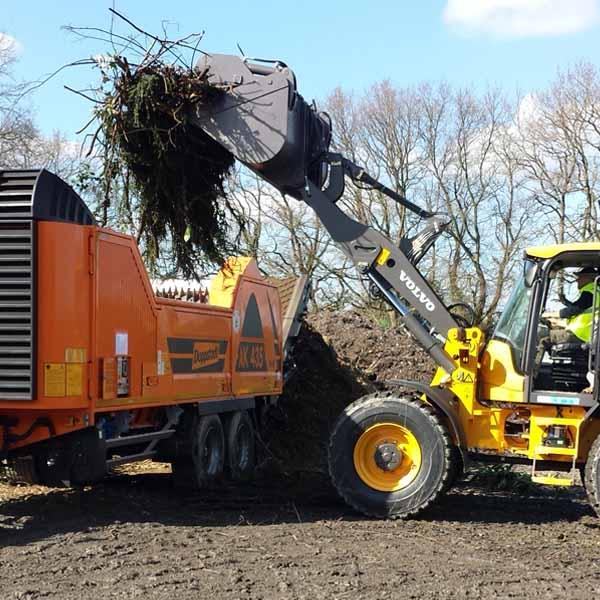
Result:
[192, 54, 600, 518]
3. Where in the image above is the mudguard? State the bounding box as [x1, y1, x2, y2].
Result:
[383, 379, 467, 449]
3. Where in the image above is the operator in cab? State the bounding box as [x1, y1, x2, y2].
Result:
[542, 266, 599, 347]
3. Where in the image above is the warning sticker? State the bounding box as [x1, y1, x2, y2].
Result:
[44, 363, 66, 397]
[65, 348, 87, 363]
[66, 364, 83, 396]
[102, 357, 116, 400]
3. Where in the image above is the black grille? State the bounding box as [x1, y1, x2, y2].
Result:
[0, 171, 37, 400]
[0, 171, 37, 219]
[0, 220, 33, 399]
[0, 169, 95, 400]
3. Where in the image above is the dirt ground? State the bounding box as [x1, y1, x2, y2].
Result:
[2, 311, 599, 598]
[1, 467, 599, 600]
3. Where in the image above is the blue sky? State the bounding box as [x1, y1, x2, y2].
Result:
[3, 0, 600, 137]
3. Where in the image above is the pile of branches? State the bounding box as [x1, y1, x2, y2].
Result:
[73, 11, 242, 276]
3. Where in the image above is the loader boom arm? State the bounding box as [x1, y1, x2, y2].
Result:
[192, 54, 458, 374]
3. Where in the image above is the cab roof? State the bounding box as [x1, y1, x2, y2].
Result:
[526, 242, 600, 260]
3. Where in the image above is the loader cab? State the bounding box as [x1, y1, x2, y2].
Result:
[484, 244, 600, 408]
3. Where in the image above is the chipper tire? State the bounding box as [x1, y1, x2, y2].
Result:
[172, 414, 225, 489]
[226, 410, 255, 482]
[328, 392, 452, 519]
[584, 433, 600, 517]
[1, 455, 39, 485]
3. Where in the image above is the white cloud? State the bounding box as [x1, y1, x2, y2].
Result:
[0, 32, 22, 55]
[443, 0, 600, 37]
[517, 93, 539, 124]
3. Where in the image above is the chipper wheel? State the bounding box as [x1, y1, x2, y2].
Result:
[328, 392, 453, 519]
[1, 455, 39, 485]
[172, 414, 225, 489]
[583, 433, 600, 517]
[226, 410, 255, 482]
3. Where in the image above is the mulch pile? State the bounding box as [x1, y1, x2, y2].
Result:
[260, 310, 435, 476]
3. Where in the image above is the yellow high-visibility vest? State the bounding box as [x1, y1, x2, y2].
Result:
[566, 282, 599, 342]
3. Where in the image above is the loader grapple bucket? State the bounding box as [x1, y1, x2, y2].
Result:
[192, 54, 331, 197]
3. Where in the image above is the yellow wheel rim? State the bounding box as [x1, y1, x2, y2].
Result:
[353, 422, 422, 492]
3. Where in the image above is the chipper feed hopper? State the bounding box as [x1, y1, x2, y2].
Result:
[191, 53, 600, 518]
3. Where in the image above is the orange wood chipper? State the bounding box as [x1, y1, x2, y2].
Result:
[0, 169, 308, 487]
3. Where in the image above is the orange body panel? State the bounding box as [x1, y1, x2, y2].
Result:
[0, 222, 283, 451]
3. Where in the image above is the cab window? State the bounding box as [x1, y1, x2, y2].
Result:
[493, 276, 532, 369]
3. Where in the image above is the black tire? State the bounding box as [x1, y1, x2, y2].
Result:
[226, 411, 255, 482]
[34, 444, 71, 487]
[172, 414, 225, 489]
[191, 414, 225, 487]
[171, 459, 195, 489]
[328, 392, 452, 519]
[580, 466, 587, 492]
[1, 455, 39, 485]
[445, 445, 465, 491]
[584, 433, 600, 517]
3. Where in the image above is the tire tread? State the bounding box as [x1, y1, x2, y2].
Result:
[328, 391, 453, 519]
[584, 433, 600, 517]
[1, 455, 39, 485]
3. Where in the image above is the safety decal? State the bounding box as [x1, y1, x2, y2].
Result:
[66, 364, 83, 396]
[157, 350, 164, 376]
[44, 363, 66, 397]
[65, 348, 87, 363]
[232, 309, 241, 332]
[267, 292, 282, 370]
[453, 370, 474, 384]
[115, 332, 129, 355]
[102, 358, 116, 400]
[536, 394, 580, 406]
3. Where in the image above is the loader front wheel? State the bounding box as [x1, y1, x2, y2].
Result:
[328, 393, 452, 519]
[583, 433, 600, 517]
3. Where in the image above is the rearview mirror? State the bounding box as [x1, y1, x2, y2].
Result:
[524, 259, 539, 288]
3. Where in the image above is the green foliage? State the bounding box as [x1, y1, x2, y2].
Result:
[373, 311, 393, 330]
[470, 464, 538, 494]
[93, 56, 239, 277]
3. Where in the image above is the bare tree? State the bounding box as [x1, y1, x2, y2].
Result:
[0, 33, 35, 167]
[418, 85, 531, 323]
[537, 63, 600, 241]
[231, 167, 347, 308]
[219, 69, 600, 323]
[0, 32, 79, 179]
[231, 82, 537, 322]
[515, 97, 579, 246]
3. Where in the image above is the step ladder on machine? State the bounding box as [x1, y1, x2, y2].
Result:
[532, 275, 600, 486]
[530, 416, 581, 486]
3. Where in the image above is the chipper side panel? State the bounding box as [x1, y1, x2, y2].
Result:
[0, 170, 287, 483]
